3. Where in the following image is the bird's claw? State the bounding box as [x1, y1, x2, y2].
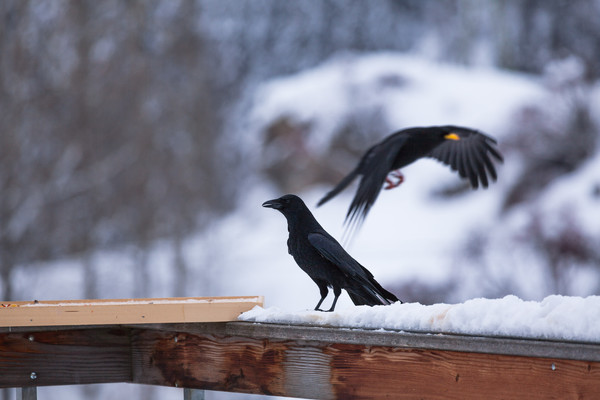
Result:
[384, 170, 404, 190]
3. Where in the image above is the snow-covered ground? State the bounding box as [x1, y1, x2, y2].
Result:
[240, 294, 600, 343]
[246, 52, 600, 305]
[249, 52, 544, 154]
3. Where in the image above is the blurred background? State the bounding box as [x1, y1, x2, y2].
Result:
[1, 1, 600, 399]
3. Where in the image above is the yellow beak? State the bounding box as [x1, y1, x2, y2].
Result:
[444, 133, 460, 141]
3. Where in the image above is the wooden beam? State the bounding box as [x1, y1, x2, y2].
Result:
[130, 321, 600, 362]
[129, 323, 600, 399]
[0, 327, 131, 388]
[2, 321, 600, 398]
[0, 296, 263, 327]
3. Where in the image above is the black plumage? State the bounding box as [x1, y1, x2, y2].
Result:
[318, 125, 503, 226]
[262, 194, 399, 312]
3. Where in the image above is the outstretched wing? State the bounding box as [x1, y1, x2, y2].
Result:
[427, 126, 503, 188]
[345, 134, 409, 228]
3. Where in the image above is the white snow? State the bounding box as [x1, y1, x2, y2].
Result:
[456, 151, 600, 299]
[250, 52, 544, 155]
[536, 152, 600, 238]
[240, 294, 600, 343]
[9, 53, 600, 344]
[245, 51, 600, 305]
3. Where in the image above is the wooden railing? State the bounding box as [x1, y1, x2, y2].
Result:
[1, 298, 600, 399]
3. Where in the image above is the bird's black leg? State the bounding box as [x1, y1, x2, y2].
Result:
[314, 283, 329, 311]
[326, 286, 342, 312]
[384, 169, 404, 190]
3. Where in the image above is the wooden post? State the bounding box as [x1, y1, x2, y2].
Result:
[183, 388, 205, 400]
[17, 387, 36, 400]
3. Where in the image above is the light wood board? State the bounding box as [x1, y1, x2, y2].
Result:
[0, 296, 263, 327]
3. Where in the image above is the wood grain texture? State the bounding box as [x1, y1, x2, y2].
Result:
[0, 296, 263, 327]
[130, 327, 600, 400]
[137, 321, 600, 362]
[2, 321, 599, 398]
[0, 328, 131, 388]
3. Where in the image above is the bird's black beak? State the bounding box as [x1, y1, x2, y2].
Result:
[262, 199, 283, 210]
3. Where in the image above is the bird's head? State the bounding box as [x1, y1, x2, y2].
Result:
[262, 194, 306, 215]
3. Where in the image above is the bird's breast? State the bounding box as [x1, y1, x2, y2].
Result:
[287, 236, 332, 278]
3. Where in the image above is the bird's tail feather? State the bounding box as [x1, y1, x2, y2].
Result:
[317, 167, 360, 207]
[370, 279, 399, 304]
[347, 282, 399, 306]
[347, 290, 380, 306]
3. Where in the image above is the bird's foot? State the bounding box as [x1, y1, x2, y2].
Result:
[384, 170, 404, 190]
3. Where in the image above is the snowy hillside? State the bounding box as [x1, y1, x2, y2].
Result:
[11, 54, 600, 314]
[242, 53, 600, 307]
[250, 53, 544, 146]
[5, 3, 600, 400]
[5, 50, 599, 400]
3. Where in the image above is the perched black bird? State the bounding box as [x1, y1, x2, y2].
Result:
[263, 194, 399, 312]
[318, 125, 503, 226]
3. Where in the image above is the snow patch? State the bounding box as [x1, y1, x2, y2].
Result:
[240, 295, 600, 342]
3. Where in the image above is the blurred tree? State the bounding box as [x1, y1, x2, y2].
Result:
[526, 210, 600, 295]
[502, 57, 597, 210]
[1, 0, 599, 301]
[495, 0, 600, 79]
[0, 0, 229, 300]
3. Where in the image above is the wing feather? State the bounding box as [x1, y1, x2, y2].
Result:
[308, 232, 398, 304]
[308, 232, 371, 281]
[428, 127, 503, 188]
[465, 142, 483, 188]
[470, 143, 489, 188]
[344, 135, 409, 228]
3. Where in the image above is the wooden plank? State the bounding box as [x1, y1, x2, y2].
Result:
[2, 321, 599, 397]
[130, 321, 600, 363]
[0, 328, 131, 388]
[0, 296, 263, 327]
[130, 326, 600, 400]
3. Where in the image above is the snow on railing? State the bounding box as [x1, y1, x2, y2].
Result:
[1, 295, 599, 399]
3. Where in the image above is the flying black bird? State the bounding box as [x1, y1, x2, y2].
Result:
[318, 125, 503, 227]
[262, 194, 399, 312]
